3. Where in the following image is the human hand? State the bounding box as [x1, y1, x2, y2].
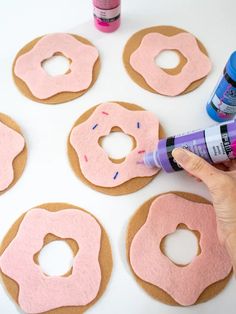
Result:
[172, 148, 236, 269]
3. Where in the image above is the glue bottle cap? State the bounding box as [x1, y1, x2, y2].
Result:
[143, 152, 160, 168]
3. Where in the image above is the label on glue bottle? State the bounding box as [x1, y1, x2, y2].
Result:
[93, 5, 120, 23]
[208, 73, 236, 116]
[204, 122, 234, 162]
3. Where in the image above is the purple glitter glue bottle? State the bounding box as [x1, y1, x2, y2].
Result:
[144, 120, 236, 172]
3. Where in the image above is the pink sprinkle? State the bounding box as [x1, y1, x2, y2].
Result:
[138, 150, 146, 154]
[102, 111, 109, 115]
[84, 155, 88, 162]
[136, 161, 144, 165]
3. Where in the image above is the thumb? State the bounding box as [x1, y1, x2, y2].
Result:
[172, 148, 220, 187]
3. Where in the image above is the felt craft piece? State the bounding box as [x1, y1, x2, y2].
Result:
[127, 192, 233, 306]
[130, 32, 212, 96]
[0, 113, 26, 193]
[0, 203, 113, 314]
[13, 33, 100, 104]
[123, 25, 212, 96]
[68, 102, 162, 195]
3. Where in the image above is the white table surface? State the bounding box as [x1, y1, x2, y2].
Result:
[0, 0, 236, 313]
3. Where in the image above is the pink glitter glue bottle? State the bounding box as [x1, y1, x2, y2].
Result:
[93, 0, 121, 33]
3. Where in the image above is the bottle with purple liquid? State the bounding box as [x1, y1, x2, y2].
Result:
[144, 120, 236, 172]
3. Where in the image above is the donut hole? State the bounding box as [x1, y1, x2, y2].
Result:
[34, 234, 79, 277]
[99, 127, 136, 163]
[161, 224, 201, 266]
[155, 50, 187, 74]
[41, 52, 71, 76]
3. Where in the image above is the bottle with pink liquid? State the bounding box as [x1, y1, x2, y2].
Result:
[93, 0, 121, 32]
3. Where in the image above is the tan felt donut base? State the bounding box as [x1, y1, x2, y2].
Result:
[67, 102, 164, 196]
[123, 25, 210, 95]
[13, 34, 100, 105]
[0, 203, 113, 314]
[0, 113, 27, 195]
[126, 192, 232, 306]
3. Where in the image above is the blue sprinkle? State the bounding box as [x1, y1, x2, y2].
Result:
[137, 122, 140, 128]
[113, 171, 119, 180]
[92, 123, 98, 130]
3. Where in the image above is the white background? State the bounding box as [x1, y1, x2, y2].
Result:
[0, 0, 236, 313]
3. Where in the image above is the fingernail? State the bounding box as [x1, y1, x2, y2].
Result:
[172, 148, 190, 164]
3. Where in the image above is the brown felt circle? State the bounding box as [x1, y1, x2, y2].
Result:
[0, 203, 113, 314]
[126, 192, 232, 306]
[123, 25, 210, 96]
[67, 101, 164, 196]
[0, 113, 27, 195]
[13, 34, 100, 105]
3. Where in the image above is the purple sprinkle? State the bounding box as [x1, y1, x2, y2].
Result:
[113, 171, 119, 180]
[92, 123, 98, 130]
[137, 122, 140, 128]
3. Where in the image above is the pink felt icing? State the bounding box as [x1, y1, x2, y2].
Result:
[0, 208, 102, 313]
[0, 121, 25, 191]
[70, 102, 160, 187]
[14, 33, 99, 99]
[130, 194, 232, 306]
[130, 32, 212, 96]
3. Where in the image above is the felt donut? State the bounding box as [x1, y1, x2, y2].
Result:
[68, 102, 163, 195]
[13, 33, 100, 104]
[0, 203, 112, 314]
[0, 113, 26, 194]
[127, 192, 232, 306]
[123, 25, 212, 96]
